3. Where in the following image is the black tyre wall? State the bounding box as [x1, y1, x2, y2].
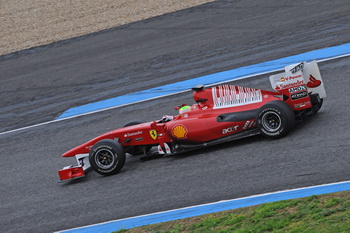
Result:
[256, 100, 295, 139]
[89, 139, 126, 176]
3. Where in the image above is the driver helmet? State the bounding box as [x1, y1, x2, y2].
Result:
[179, 105, 191, 114]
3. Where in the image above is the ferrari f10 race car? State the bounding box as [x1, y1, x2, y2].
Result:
[58, 61, 326, 181]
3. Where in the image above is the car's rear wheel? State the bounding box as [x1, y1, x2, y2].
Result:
[89, 139, 126, 176]
[256, 100, 295, 139]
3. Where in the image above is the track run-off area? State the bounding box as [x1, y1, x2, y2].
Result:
[1, 1, 350, 232]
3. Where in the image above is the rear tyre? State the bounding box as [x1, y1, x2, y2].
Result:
[89, 139, 126, 176]
[256, 100, 295, 139]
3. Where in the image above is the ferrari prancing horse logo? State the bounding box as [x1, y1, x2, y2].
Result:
[149, 130, 157, 140]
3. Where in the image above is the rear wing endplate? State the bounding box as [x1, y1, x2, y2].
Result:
[269, 60, 326, 99]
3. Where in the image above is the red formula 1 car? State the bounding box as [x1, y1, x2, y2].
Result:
[58, 61, 326, 181]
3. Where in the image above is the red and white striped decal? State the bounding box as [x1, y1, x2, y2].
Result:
[212, 85, 262, 109]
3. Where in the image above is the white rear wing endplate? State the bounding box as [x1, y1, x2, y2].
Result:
[269, 60, 326, 99]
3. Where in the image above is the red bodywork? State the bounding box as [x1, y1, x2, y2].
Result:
[58, 61, 326, 181]
[61, 86, 283, 158]
[58, 82, 320, 181]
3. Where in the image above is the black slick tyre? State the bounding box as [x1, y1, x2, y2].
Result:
[89, 139, 126, 176]
[256, 100, 295, 139]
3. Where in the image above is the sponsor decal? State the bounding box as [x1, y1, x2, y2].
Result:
[243, 120, 255, 130]
[289, 85, 306, 93]
[243, 121, 250, 130]
[124, 131, 143, 137]
[212, 85, 262, 109]
[136, 137, 143, 142]
[222, 125, 239, 134]
[284, 74, 303, 81]
[289, 62, 304, 74]
[149, 130, 157, 140]
[275, 79, 305, 90]
[291, 91, 308, 100]
[172, 125, 188, 139]
[306, 75, 321, 88]
[294, 101, 311, 109]
[278, 74, 303, 82]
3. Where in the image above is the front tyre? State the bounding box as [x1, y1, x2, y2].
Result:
[89, 139, 126, 176]
[257, 100, 295, 139]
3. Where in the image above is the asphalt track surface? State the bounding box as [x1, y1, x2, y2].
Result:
[1, 0, 350, 232]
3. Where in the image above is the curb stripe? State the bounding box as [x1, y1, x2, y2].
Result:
[57, 180, 350, 233]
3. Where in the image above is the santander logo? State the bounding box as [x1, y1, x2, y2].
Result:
[275, 80, 305, 90]
[306, 75, 321, 88]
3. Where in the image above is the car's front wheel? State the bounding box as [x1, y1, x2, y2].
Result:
[256, 100, 295, 139]
[89, 139, 126, 176]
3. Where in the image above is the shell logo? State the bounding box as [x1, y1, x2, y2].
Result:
[172, 125, 188, 139]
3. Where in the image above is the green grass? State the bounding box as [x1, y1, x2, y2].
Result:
[113, 191, 350, 233]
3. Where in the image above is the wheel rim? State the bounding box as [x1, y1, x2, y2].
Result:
[95, 148, 116, 169]
[262, 111, 281, 132]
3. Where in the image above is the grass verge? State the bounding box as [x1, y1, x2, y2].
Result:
[114, 191, 350, 233]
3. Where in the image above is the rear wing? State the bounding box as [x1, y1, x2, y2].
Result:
[269, 60, 326, 110]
